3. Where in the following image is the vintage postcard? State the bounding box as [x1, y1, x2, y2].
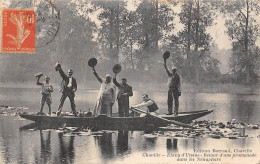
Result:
[0, 0, 259, 163]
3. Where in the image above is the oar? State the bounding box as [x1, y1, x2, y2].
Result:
[130, 107, 194, 128]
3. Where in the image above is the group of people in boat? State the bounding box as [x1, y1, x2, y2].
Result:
[36, 56, 181, 117]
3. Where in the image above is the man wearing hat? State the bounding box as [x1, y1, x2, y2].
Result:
[55, 62, 78, 117]
[113, 75, 133, 117]
[93, 69, 116, 117]
[36, 75, 53, 115]
[164, 61, 181, 116]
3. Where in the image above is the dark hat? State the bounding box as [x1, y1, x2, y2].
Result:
[163, 51, 170, 60]
[88, 58, 97, 67]
[122, 78, 127, 81]
[113, 64, 121, 74]
[35, 72, 43, 78]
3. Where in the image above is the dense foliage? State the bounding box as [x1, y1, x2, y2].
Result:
[0, 0, 259, 85]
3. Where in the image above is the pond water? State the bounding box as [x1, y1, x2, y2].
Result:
[0, 88, 259, 163]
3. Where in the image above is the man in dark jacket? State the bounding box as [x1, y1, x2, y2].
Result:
[55, 62, 77, 116]
[113, 75, 133, 117]
[164, 62, 181, 116]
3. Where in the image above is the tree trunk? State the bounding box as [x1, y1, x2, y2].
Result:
[130, 40, 135, 70]
[187, 1, 192, 61]
[144, 33, 149, 71]
[155, 0, 159, 49]
[245, 0, 250, 84]
[195, 54, 200, 84]
[186, 1, 193, 81]
[109, 7, 114, 64]
[194, 0, 200, 84]
[115, 3, 120, 63]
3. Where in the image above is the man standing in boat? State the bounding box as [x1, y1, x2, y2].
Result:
[36, 74, 53, 115]
[131, 94, 159, 117]
[93, 69, 116, 117]
[163, 56, 181, 116]
[113, 75, 133, 117]
[55, 62, 78, 117]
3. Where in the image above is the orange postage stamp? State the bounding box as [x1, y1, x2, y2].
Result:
[1, 9, 36, 53]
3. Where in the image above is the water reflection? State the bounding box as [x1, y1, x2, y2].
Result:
[181, 138, 203, 151]
[58, 134, 75, 163]
[40, 131, 51, 163]
[19, 123, 37, 131]
[0, 119, 259, 163]
[116, 131, 129, 156]
[95, 133, 115, 159]
[236, 100, 255, 123]
[0, 88, 260, 163]
[166, 138, 178, 151]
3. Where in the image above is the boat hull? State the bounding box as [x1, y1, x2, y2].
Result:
[20, 110, 213, 131]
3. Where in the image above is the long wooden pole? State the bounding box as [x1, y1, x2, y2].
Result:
[130, 108, 194, 128]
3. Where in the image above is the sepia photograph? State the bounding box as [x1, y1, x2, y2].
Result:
[0, 0, 259, 163]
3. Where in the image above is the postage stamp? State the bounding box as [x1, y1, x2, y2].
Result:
[1, 9, 36, 53]
[12, 0, 60, 47]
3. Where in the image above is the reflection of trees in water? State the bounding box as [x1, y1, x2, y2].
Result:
[229, 97, 256, 123]
[116, 131, 130, 156]
[39, 130, 51, 163]
[58, 134, 75, 163]
[236, 100, 255, 123]
[183, 93, 208, 112]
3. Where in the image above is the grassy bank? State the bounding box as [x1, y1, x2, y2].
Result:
[0, 81, 259, 94]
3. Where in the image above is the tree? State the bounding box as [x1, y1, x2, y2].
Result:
[221, 0, 260, 83]
[171, 0, 215, 83]
[134, 0, 175, 71]
[91, 1, 128, 67]
[120, 11, 140, 70]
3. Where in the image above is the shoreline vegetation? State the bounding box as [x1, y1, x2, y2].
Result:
[0, 81, 259, 94]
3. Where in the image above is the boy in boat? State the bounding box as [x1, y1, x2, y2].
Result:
[163, 61, 181, 116]
[55, 62, 78, 117]
[93, 69, 116, 117]
[36, 75, 53, 115]
[131, 94, 159, 117]
[113, 75, 133, 117]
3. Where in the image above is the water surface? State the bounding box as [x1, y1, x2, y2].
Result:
[0, 88, 259, 163]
